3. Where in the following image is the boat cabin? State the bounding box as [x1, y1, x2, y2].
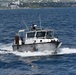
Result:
[15, 29, 55, 45]
[26, 30, 54, 39]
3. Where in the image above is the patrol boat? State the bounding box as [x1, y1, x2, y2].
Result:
[12, 24, 61, 54]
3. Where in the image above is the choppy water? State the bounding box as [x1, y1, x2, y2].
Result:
[0, 7, 76, 75]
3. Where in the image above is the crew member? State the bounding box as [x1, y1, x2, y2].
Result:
[32, 23, 36, 30]
[15, 34, 19, 45]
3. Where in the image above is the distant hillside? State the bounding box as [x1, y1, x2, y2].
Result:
[19, 2, 76, 8]
[0, 0, 76, 9]
[0, 0, 76, 3]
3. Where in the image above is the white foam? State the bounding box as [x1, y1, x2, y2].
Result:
[58, 48, 76, 55]
[0, 43, 76, 57]
[0, 43, 12, 51]
[12, 50, 54, 57]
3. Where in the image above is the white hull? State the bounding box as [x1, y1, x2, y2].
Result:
[12, 42, 61, 54]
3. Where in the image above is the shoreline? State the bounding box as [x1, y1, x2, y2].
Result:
[0, 6, 76, 10]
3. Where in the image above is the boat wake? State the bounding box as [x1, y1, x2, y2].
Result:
[0, 43, 76, 57]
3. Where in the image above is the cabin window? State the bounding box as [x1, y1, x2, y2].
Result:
[36, 32, 45, 38]
[47, 31, 54, 38]
[27, 32, 35, 38]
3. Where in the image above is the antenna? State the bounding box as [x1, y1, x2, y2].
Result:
[22, 20, 29, 30]
[39, 15, 42, 29]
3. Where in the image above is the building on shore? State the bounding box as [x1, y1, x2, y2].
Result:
[9, 4, 19, 9]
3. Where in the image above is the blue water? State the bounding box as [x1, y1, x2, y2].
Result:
[0, 7, 76, 75]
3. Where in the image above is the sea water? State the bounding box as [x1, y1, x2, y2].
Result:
[0, 7, 76, 75]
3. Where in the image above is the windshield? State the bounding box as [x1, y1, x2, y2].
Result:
[36, 32, 45, 38]
[46, 31, 54, 38]
[27, 32, 35, 38]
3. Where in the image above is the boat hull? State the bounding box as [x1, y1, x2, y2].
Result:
[12, 42, 61, 54]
